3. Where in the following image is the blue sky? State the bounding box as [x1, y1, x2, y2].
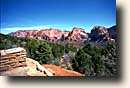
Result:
[0, 0, 116, 34]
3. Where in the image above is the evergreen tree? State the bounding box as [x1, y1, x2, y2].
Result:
[35, 42, 54, 64]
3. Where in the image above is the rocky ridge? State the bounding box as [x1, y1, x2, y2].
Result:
[9, 25, 116, 44]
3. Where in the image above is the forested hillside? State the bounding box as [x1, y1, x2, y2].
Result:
[0, 33, 117, 76]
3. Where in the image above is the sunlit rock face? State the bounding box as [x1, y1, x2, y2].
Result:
[9, 28, 88, 41]
[66, 27, 89, 41]
[9, 25, 116, 42]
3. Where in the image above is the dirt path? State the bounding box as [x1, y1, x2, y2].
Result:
[43, 64, 84, 76]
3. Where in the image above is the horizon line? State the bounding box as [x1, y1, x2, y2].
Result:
[0, 24, 116, 34]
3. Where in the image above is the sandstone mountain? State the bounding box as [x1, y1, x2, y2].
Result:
[66, 27, 89, 41]
[89, 26, 108, 41]
[9, 29, 69, 41]
[107, 25, 116, 39]
[9, 27, 88, 42]
[9, 25, 116, 44]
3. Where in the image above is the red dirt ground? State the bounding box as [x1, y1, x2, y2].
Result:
[43, 64, 84, 76]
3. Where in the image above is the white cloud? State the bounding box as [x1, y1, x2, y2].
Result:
[0, 24, 71, 31]
[0, 26, 51, 31]
[0, 25, 75, 34]
[0, 25, 54, 34]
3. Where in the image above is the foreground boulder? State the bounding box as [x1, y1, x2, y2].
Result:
[0, 47, 53, 76]
[0, 47, 83, 76]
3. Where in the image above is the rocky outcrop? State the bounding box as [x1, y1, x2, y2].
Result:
[9, 30, 28, 37]
[107, 25, 116, 39]
[0, 47, 83, 76]
[9, 25, 116, 43]
[66, 27, 89, 41]
[9, 28, 88, 42]
[35, 29, 69, 41]
[0, 47, 53, 76]
[26, 30, 39, 38]
[89, 26, 109, 41]
[0, 47, 27, 72]
[9, 28, 70, 41]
